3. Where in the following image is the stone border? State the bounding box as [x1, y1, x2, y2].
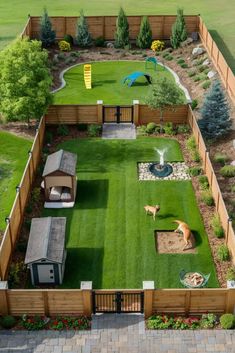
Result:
[138, 162, 190, 181]
[51, 60, 191, 102]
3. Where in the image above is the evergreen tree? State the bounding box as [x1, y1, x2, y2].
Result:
[0, 38, 52, 124]
[114, 7, 130, 48]
[40, 8, 56, 47]
[77, 10, 93, 47]
[170, 8, 187, 49]
[136, 16, 152, 49]
[198, 81, 231, 140]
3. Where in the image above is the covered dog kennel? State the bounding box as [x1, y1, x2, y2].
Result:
[25, 217, 67, 286]
[42, 149, 77, 208]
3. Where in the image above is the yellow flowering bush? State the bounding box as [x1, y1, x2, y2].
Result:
[58, 40, 71, 52]
[151, 40, 165, 52]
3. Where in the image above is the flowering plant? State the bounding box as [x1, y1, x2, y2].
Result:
[151, 40, 165, 52]
[58, 40, 71, 52]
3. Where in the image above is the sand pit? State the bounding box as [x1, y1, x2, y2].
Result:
[155, 231, 196, 254]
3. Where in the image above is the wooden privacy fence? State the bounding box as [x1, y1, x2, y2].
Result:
[187, 107, 235, 261]
[0, 117, 45, 281]
[22, 15, 199, 41]
[0, 288, 235, 317]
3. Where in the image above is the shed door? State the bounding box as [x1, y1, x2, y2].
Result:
[37, 264, 55, 283]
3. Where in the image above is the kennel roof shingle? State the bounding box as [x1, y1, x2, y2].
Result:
[42, 149, 77, 176]
[25, 217, 66, 264]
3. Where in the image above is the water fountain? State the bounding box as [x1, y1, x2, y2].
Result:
[148, 148, 173, 178]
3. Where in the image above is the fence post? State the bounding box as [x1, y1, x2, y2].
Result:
[225, 218, 233, 246]
[0, 282, 9, 315]
[225, 289, 235, 313]
[81, 282, 93, 316]
[97, 100, 103, 124]
[133, 100, 140, 124]
[143, 281, 154, 318]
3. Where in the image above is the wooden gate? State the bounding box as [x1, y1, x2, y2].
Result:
[103, 106, 133, 123]
[92, 291, 144, 313]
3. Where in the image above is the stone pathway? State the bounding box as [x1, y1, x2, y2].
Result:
[1, 314, 235, 353]
[102, 124, 136, 139]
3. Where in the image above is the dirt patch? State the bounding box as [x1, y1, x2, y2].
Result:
[0, 121, 37, 139]
[156, 231, 197, 254]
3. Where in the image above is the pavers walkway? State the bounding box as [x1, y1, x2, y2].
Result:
[102, 123, 136, 139]
[0, 314, 235, 353]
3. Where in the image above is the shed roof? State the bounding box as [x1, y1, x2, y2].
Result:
[25, 217, 66, 264]
[42, 149, 77, 177]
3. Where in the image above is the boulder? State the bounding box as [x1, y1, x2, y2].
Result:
[202, 59, 210, 66]
[106, 42, 114, 49]
[233, 139, 235, 149]
[230, 160, 235, 166]
[192, 46, 205, 57]
[207, 70, 216, 79]
[180, 37, 193, 47]
[191, 32, 199, 41]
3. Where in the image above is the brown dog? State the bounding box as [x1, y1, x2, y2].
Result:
[173, 220, 193, 250]
[144, 205, 160, 220]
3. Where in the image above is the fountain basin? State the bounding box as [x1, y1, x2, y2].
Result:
[148, 163, 173, 178]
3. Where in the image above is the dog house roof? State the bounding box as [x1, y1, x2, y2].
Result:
[42, 149, 77, 177]
[25, 217, 66, 264]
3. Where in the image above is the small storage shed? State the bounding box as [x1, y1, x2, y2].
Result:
[42, 149, 77, 208]
[25, 217, 67, 285]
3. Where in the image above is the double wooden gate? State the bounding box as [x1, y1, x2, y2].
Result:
[92, 291, 144, 314]
[103, 105, 133, 123]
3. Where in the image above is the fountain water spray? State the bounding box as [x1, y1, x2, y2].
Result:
[149, 147, 173, 178]
[154, 148, 167, 167]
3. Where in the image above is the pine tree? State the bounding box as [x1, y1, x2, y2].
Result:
[77, 10, 93, 47]
[114, 7, 130, 48]
[136, 16, 152, 49]
[198, 81, 231, 140]
[170, 8, 188, 49]
[40, 8, 56, 47]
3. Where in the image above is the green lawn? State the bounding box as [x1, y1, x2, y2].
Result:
[54, 61, 184, 105]
[43, 137, 218, 289]
[0, 1, 234, 72]
[0, 131, 32, 232]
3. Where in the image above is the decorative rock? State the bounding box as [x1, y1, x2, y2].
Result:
[230, 160, 235, 166]
[138, 162, 190, 181]
[106, 42, 114, 49]
[192, 59, 198, 66]
[202, 59, 210, 66]
[233, 139, 235, 149]
[192, 46, 205, 58]
[180, 37, 193, 47]
[191, 32, 199, 41]
[207, 70, 216, 79]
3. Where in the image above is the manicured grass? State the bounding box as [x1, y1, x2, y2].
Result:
[0, 131, 32, 232]
[43, 137, 218, 289]
[0, 1, 234, 72]
[54, 61, 184, 104]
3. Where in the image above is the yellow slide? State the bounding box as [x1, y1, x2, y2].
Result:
[84, 64, 92, 89]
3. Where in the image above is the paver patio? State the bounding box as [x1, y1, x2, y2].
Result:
[0, 314, 234, 353]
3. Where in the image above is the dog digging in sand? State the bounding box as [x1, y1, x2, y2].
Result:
[173, 220, 194, 251]
[144, 205, 160, 220]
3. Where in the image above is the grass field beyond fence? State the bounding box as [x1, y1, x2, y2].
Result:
[42, 137, 218, 289]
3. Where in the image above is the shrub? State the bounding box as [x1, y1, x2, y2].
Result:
[201, 190, 214, 206]
[40, 8, 56, 47]
[87, 124, 102, 137]
[57, 52, 66, 60]
[146, 122, 157, 134]
[165, 55, 174, 61]
[226, 268, 235, 281]
[186, 136, 196, 150]
[200, 313, 217, 329]
[31, 187, 41, 203]
[70, 51, 80, 58]
[187, 166, 201, 176]
[217, 244, 230, 261]
[220, 165, 235, 178]
[198, 175, 209, 189]
[220, 314, 235, 329]
[63, 34, 73, 45]
[77, 10, 93, 47]
[213, 153, 229, 166]
[193, 75, 203, 82]
[114, 7, 130, 48]
[137, 125, 147, 136]
[192, 150, 201, 163]
[21, 315, 48, 330]
[180, 63, 188, 69]
[151, 40, 164, 52]
[94, 36, 105, 47]
[188, 70, 196, 77]
[177, 58, 185, 64]
[191, 99, 198, 110]
[202, 80, 211, 90]
[177, 124, 190, 134]
[57, 124, 69, 136]
[136, 16, 152, 49]
[170, 8, 187, 49]
[58, 40, 71, 52]
[0, 315, 17, 329]
[211, 215, 224, 238]
[8, 261, 25, 288]
[163, 122, 175, 135]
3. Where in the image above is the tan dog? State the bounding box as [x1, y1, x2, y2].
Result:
[173, 220, 193, 250]
[144, 205, 160, 220]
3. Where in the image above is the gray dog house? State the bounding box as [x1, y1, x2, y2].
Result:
[42, 149, 77, 208]
[25, 217, 67, 285]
